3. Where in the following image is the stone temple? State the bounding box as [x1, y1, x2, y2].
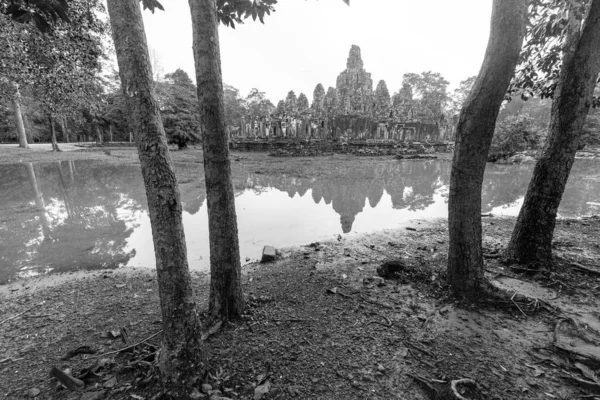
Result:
[336, 45, 374, 115]
[230, 45, 454, 144]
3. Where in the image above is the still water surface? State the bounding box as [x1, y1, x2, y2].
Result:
[1, 159, 598, 283]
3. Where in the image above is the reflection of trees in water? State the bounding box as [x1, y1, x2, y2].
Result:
[0, 161, 147, 283]
[481, 161, 600, 216]
[240, 161, 452, 233]
[238, 159, 600, 233]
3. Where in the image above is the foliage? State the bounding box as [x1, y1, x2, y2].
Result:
[245, 88, 274, 120]
[510, 0, 590, 100]
[450, 76, 476, 115]
[224, 84, 246, 126]
[488, 115, 545, 161]
[402, 71, 450, 121]
[155, 69, 200, 149]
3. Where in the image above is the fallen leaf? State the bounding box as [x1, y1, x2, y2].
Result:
[115, 284, 126, 289]
[104, 376, 117, 388]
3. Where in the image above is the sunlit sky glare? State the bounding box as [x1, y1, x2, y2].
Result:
[141, 0, 493, 103]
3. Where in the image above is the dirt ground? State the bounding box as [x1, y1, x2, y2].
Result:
[1, 146, 600, 400]
[1, 215, 600, 400]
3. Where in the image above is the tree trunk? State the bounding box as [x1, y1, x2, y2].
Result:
[60, 116, 70, 143]
[189, 0, 244, 320]
[109, 123, 114, 142]
[48, 113, 61, 152]
[447, 0, 527, 299]
[106, 0, 204, 395]
[24, 113, 34, 143]
[12, 84, 29, 149]
[506, 0, 600, 264]
[95, 123, 103, 143]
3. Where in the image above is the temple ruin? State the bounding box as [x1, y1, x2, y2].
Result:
[230, 45, 455, 149]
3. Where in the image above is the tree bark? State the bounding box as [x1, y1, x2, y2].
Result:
[59, 115, 70, 143]
[447, 0, 527, 299]
[12, 84, 29, 149]
[109, 123, 114, 142]
[48, 113, 61, 152]
[106, 0, 204, 395]
[506, 0, 600, 264]
[95, 123, 103, 143]
[189, 0, 244, 320]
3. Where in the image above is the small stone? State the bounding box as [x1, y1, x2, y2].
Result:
[26, 388, 40, 398]
[260, 246, 277, 263]
[201, 383, 212, 394]
[80, 391, 106, 400]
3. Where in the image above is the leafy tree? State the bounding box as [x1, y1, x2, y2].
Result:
[156, 70, 201, 149]
[488, 116, 545, 161]
[245, 88, 274, 120]
[0, 0, 107, 150]
[223, 84, 246, 127]
[448, 0, 527, 299]
[312, 83, 325, 112]
[403, 71, 449, 121]
[506, 0, 600, 264]
[451, 76, 476, 116]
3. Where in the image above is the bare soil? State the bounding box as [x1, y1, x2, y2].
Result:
[1, 215, 600, 400]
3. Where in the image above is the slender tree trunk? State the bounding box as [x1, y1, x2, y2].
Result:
[48, 113, 61, 152]
[506, 0, 600, 264]
[109, 123, 114, 142]
[24, 114, 34, 143]
[12, 84, 28, 149]
[60, 116, 70, 143]
[129, 131, 133, 143]
[189, 0, 244, 320]
[106, 0, 204, 395]
[447, 0, 527, 299]
[95, 123, 103, 143]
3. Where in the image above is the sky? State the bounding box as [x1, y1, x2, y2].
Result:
[142, 0, 493, 104]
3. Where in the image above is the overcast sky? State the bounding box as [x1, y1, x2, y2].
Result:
[142, 0, 493, 103]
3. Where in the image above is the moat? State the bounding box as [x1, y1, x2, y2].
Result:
[1, 157, 599, 284]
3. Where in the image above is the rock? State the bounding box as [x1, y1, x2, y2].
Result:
[80, 391, 106, 400]
[190, 388, 205, 399]
[260, 246, 277, 263]
[377, 260, 407, 279]
[26, 388, 40, 398]
[201, 383, 213, 394]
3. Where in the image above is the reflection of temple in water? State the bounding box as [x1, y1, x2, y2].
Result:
[240, 161, 452, 233]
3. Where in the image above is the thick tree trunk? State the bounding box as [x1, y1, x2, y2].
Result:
[48, 113, 61, 152]
[506, 0, 600, 264]
[60, 116, 70, 143]
[447, 0, 527, 299]
[106, 0, 204, 396]
[189, 0, 244, 320]
[12, 85, 29, 149]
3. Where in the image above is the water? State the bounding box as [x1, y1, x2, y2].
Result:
[0, 159, 598, 283]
